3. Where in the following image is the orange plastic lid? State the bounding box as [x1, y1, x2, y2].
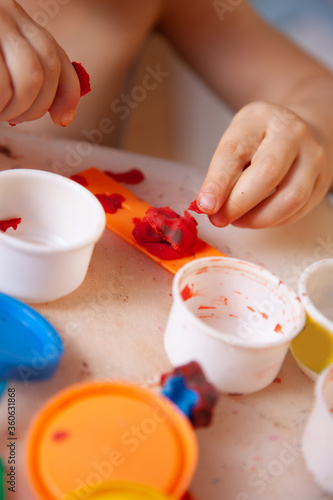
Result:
[62, 480, 176, 499]
[26, 381, 198, 500]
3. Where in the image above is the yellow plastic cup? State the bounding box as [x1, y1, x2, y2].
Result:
[291, 259, 333, 379]
[26, 381, 198, 500]
[62, 480, 176, 499]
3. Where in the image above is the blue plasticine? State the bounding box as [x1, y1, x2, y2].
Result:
[161, 374, 199, 418]
[0, 293, 63, 383]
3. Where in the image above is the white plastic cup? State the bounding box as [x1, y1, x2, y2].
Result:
[0, 169, 106, 303]
[302, 363, 333, 494]
[291, 258, 333, 380]
[164, 256, 305, 394]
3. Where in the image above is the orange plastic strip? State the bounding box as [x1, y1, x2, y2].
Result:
[78, 168, 224, 274]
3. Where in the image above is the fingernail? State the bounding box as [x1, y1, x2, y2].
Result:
[60, 111, 75, 127]
[198, 193, 217, 212]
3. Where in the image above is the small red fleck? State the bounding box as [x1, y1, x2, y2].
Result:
[229, 314, 239, 318]
[72, 61, 91, 96]
[52, 430, 70, 442]
[198, 306, 216, 310]
[273, 377, 282, 384]
[188, 199, 204, 214]
[95, 193, 125, 214]
[105, 168, 145, 184]
[0, 218, 21, 232]
[70, 174, 88, 186]
[260, 312, 268, 319]
[181, 284, 194, 301]
[274, 323, 283, 334]
[247, 306, 255, 312]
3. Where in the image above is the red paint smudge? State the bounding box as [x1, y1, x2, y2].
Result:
[198, 306, 216, 310]
[52, 430, 70, 441]
[0, 218, 21, 232]
[247, 306, 255, 312]
[233, 290, 241, 294]
[132, 206, 198, 260]
[72, 61, 91, 96]
[229, 314, 239, 318]
[188, 199, 204, 214]
[274, 323, 283, 334]
[196, 266, 209, 275]
[181, 284, 194, 301]
[95, 193, 125, 214]
[70, 174, 88, 186]
[105, 168, 145, 184]
[273, 377, 282, 384]
[260, 312, 268, 319]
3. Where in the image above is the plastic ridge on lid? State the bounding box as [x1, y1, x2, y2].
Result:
[75, 168, 224, 274]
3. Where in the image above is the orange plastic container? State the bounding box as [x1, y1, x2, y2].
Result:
[26, 381, 198, 500]
[76, 168, 223, 275]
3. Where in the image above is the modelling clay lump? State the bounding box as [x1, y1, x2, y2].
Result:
[69, 174, 89, 186]
[132, 206, 198, 260]
[72, 61, 91, 97]
[188, 199, 204, 214]
[105, 168, 145, 184]
[0, 218, 21, 232]
[161, 361, 219, 428]
[95, 193, 125, 214]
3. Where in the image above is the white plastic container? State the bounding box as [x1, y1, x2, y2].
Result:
[164, 256, 305, 394]
[291, 258, 333, 380]
[302, 363, 333, 495]
[0, 169, 105, 303]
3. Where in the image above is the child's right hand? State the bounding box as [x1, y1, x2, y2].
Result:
[0, 0, 80, 127]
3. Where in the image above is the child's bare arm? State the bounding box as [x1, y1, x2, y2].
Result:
[160, 0, 333, 228]
[0, 0, 80, 126]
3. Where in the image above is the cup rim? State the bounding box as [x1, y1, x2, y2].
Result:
[172, 256, 305, 350]
[299, 258, 333, 334]
[0, 169, 106, 254]
[315, 363, 333, 420]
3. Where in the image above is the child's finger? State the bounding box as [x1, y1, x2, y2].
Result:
[7, 24, 61, 123]
[48, 47, 81, 127]
[196, 115, 262, 216]
[0, 30, 44, 122]
[208, 122, 300, 227]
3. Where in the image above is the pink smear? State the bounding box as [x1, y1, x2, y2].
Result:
[0, 218, 21, 232]
[95, 193, 125, 214]
[105, 168, 145, 184]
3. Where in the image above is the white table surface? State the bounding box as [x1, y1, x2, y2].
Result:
[0, 128, 332, 500]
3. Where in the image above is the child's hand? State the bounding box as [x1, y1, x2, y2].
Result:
[196, 101, 333, 228]
[0, 0, 80, 126]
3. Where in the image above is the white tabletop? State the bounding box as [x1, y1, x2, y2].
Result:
[0, 128, 332, 500]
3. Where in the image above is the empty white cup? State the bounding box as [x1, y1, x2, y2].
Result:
[302, 363, 333, 494]
[0, 169, 106, 303]
[164, 256, 305, 394]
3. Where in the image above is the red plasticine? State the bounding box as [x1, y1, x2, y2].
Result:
[0, 218, 21, 232]
[72, 61, 91, 97]
[132, 206, 198, 260]
[95, 193, 125, 214]
[105, 168, 145, 184]
[70, 174, 89, 186]
[188, 199, 204, 214]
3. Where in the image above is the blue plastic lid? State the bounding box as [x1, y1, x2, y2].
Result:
[0, 293, 63, 383]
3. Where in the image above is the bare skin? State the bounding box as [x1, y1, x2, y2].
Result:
[1, 0, 333, 228]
